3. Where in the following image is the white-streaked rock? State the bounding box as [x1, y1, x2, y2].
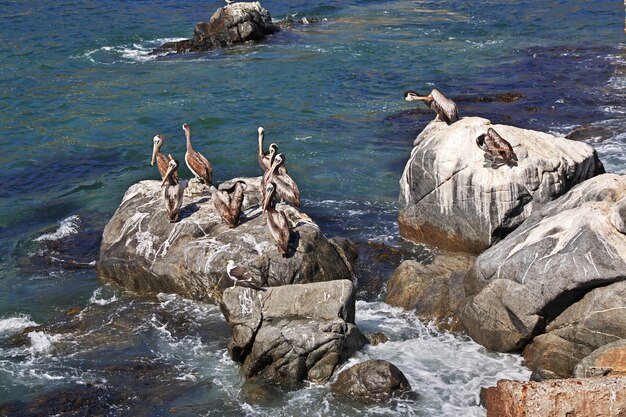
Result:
[461, 174, 626, 352]
[398, 116, 604, 253]
[96, 177, 354, 302]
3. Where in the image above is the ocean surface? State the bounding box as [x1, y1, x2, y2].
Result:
[0, 0, 624, 415]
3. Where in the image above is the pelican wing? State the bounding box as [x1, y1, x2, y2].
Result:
[213, 190, 236, 225]
[186, 150, 212, 184]
[274, 174, 300, 208]
[156, 153, 177, 180]
[266, 209, 290, 255]
[430, 88, 459, 124]
[228, 184, 245, 225]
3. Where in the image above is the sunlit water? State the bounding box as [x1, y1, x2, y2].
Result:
[0, 0, 624, 415]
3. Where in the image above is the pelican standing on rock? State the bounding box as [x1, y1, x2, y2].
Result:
[226, 260, 266, 291]
[212, 180, 247, 227]
[476, 128, 518, 168]
[257, 127, 278, 172]
[263, 182, 290, 256]
[151, 135, 176, 180]
[182, 123, 212, 185]
[264, 153, 300, 208]
[161, 157, 187, 222]
[404, 88, 459, 125]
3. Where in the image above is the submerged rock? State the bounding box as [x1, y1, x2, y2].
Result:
[330, 360, 412, 403]
[96, 178, 353, 302]
[398, 116, 604, 253]
[460, 174, 626, 352]
[385, 253, 475, 331]
[220, 280, 367, 385]
[485, 377, 626, 417]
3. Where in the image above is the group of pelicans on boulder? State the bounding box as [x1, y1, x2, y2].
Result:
[150, 123, 300, 260]
[148, 88, 517, 288]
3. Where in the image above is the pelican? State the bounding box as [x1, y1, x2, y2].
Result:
[151, 135, 176, 180]
[257, 127, 277, 171]
[263, 182, 290, 256]
[226, 260, 266, 291]
[182, 123, 212, 185]
[212, 180, 247, 227]
[161, 157, 186, 222]
[476, 128, 518, 168]
[404, 88, 459, 125]
[263, 153, 300, 208]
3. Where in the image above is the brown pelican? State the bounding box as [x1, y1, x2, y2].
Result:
[404, 88, 459, 125]
[161, 157, 186, 222]
[212, 180, 247, 227]
[263, 182, 290, 256]
[476, 128, 518, 168]
[182, 123, 212, 185]
[263, 153, 300, 208]
[226, 260, 266, 291]
[257, 127, 278, 172]
[151, 135, 177, 180]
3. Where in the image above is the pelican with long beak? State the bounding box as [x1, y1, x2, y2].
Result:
[263, 153, 300, 208]
[263, 182, 290, 256]
[212, 180, 247, 227]
[476, 128, 518, 168]
[161, 157, 186, 223]
[182, 123, 212, 185]
[404, 88, 459, 125]
[151, 135, 176, 180]
[226, 260, 266, 291]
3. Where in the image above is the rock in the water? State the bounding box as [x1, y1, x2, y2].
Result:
[367, 332, 389, 346]
[398, 116, 604, 253]
[523, 280, 626, 377]
[96, 178, 353, 302]
[155, 2, 277, 54]
[330, 360, 412, 403]
[461, 174, 626, 352]
[220, 280, 367, 385]
[485, 377, 626, 417]
[574, 339, 626, 378]
[385, 253, 475, 331]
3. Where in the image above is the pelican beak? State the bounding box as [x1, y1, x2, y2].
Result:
[161, 165, 174, 187]
[151, 143, 157, 166]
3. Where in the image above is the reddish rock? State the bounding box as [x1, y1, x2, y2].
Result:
[575, 340, 626, 378]
[485, 377, 626, 417]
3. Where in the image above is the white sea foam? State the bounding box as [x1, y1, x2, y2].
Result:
[0, 314, 38, 335]
[27, 331, 62, 355]
[34, 215, 80, 242]
[79, 37, 187, 64]
[89, 286, 119, 306]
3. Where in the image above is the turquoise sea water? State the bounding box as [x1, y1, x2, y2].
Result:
[0, 1, 624, 415]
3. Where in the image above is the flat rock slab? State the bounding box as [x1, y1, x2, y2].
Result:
[461, 174, 626, 352]
[97, 178, 353, 302]
[220, 280, 367, 385]
[485, 377, 626, 417]
[331, 360, 412, 403]
[399, 116, 603, 253]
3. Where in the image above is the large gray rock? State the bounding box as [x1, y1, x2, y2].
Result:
[524, 281, 626, 377]
[461, 174, 626, 352]
[156, 2, 277, 53]
[385, 253, 475, 331]
[399, 117, 603, 253]
[330, 360, 412, 403]
[96, 178, 354, 303]
[220, 280, 367, 385]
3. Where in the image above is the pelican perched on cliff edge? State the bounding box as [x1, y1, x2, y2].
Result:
[212, 180, 247, 227]
[263, 182, 290, 256]
[151, 135, 176, 180]
[263, 153, 300, 208]
[161, 157, 187, 222]
[182, 123, 212, 185]
[476, 128, 518, 168]
[404, 88, 459, 125]
[257, 127, 278, 172]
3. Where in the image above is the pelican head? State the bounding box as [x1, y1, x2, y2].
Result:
[476, 133, 487, 151]
[237, 180, 248, 191]
[161, 158, 178, 187]
[258, 126, 264, 136]
[152, 134, 164, 166]
[404, 90, 432, 102]
[269, 143, 278, 155]
[182, 123, 191, 138]
[263, 182, 276, 212]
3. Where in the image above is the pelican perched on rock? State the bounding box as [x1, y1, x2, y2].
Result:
[476, 128, 518, 168]
[264, 153, 300, 208]
[212, 180, 247, 227]
[226, 260, 266, 291]
[404, 88, 459, 125]
[182, 123, 212, 185]
[161, 157, 187, 222]
[263, 182, 290, 256]
[151, 135, 176, 180]
[257, 127, 277, 172]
